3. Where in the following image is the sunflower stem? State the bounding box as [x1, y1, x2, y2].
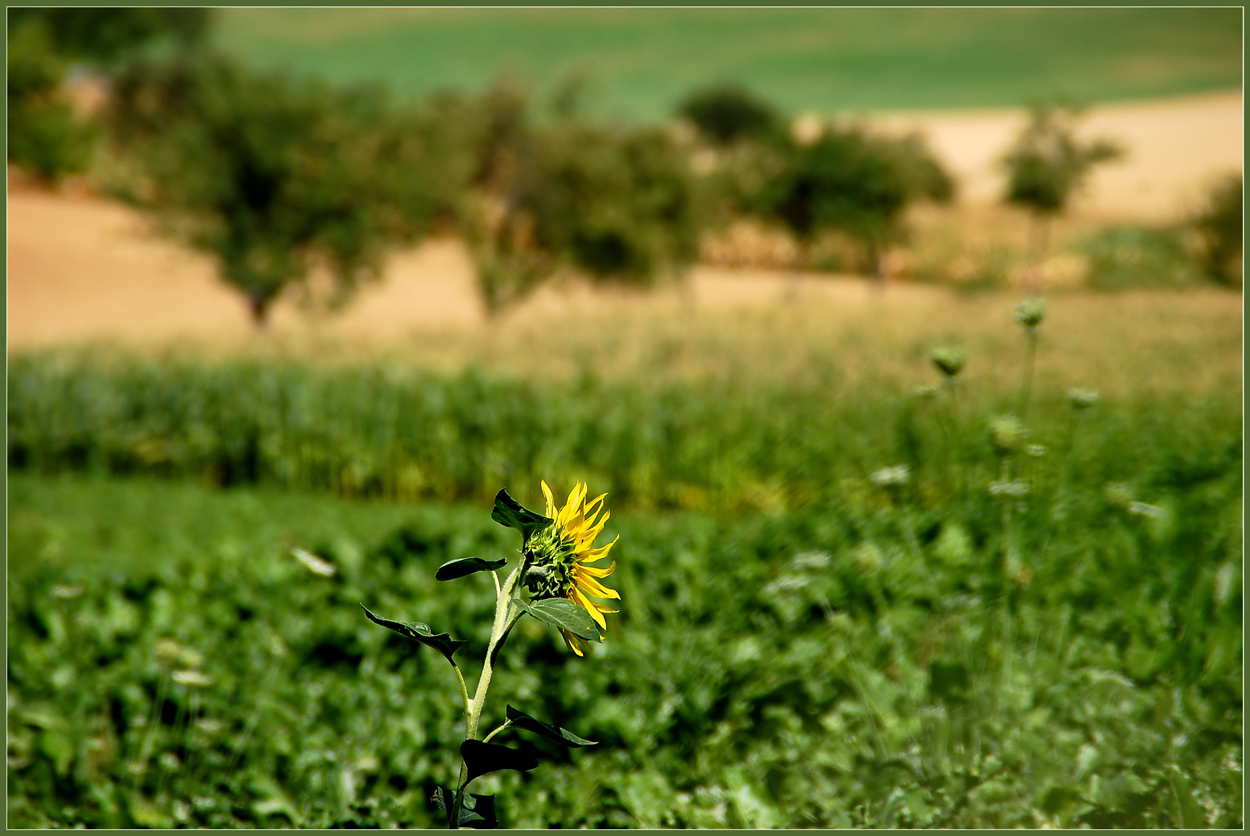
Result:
[452, 561, 524, 828]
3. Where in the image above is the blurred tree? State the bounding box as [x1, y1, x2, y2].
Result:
[8, 8, 209, 65]
[7, 17, 98, 182]
[462, 84, 703, 313]
[105, 54, 457, 326]
[1191, 173, 1242, 287]
[7, 9, 212, 183]
[1001, 103, 1123, 287]
[762, 124, 954, 278]
[677, 83, 785, 147]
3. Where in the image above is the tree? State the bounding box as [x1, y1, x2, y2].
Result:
[105, 54, 455, 326]
[8, 8, 209, 65]
[677, 83, 784, 148]
[1001, 104, 1123, 287]
[7, 9, 211, 183]
[762, 124, 954, 279]
[1191, 173, 1242, 287]
[460, 85, 703, 313]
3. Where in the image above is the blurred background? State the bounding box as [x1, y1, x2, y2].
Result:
[8, 7, 1243, 829]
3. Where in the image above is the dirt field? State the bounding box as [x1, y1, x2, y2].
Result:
[6, 92, 1242, 354]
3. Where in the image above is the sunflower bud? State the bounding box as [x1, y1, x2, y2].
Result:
[989, 414, 1027, 457]
[931, 347, 967, 379]
[1014, 298, 1046, 328]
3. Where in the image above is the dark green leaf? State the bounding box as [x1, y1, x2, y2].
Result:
[432, 785, 497, 828]
[431, 786, 452, 823]
[490, 489, 552, 542]
[506, 705, 597, 747]
[361, 605, 466, 663]
[512, 597, 603, 642]
[461, 739, 539, 784]
[460, 794, 497, 829]
[435, 556, 507, 581]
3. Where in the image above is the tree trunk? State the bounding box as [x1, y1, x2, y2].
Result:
[247, 291, 272, 329]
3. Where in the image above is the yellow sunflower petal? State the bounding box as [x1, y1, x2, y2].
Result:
[570, 587, 607, 629]
[578, 535, 619, 563]
[541, 480, 557, 519]
[574, 573, 621, 601]
[559, 627, 586, 657]
[575, 560, 616, 578]
[581, 494, 607, 525]
[575, 511, 610, 548]
[560, 483, 587, 528]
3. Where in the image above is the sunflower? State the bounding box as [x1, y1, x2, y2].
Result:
[522, 480, 620, 656]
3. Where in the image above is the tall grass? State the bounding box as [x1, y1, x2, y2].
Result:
[8, 350, 1240, 514]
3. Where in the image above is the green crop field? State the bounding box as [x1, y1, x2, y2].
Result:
[6, 290, 1243, 828]
[212, 8, 1243, 120]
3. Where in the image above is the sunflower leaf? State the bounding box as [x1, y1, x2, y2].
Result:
[459, 794, 497, 829]
[506, 705, 597, 747]
[431, 786, 453, 823]
[461, 739, 539, 784]
[361, 605, 467, 663]
[432, 787, 494, 828]
[512, 597, 603, 642]
[490, 489, 553, 542]
[435, 556, 507, 581]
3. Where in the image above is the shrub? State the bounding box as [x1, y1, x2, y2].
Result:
[1074, 225, 1207, 291]
[1191, 173, 1242, 286]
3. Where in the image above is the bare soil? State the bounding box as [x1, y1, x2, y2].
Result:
[7, 92, 1242, 356]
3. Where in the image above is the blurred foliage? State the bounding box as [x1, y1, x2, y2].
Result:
[1073, 225, 1210, 291]
[6, 9, 211, 183]
[757, 126, 954, 276]
[1002, 104, 1122, 217]
[677, 83, 785, 147]
[1191, 173, 1243, 287]
[8, 8, 210, 65]
[103, 53, 453, 325]
[675, 86, 954, 278]
[460, 83, 703, 313]
[8, 414, 1241, 827]
[6, 17, 99, 183]
[7, 351, 1240, 515]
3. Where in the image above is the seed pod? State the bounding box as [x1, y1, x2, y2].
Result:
[989, 414, 1027, 457]
[1014, 298, 1046, 328]
[931, 347, 967, 378]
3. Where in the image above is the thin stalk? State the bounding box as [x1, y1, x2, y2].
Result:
[1019, 328, 1038, 421]
[944, 378, 967, 496]
[1036, 410, 1082, 564]
[450, 562, 525, 828]
[132, 672, 170, 793]
[481, 720, 513, 745]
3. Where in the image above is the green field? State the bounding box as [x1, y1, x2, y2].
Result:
[212, 8, 1243, 120]
[6, 289, 1243, 826]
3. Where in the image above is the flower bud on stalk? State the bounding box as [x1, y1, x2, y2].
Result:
[989, 414, 1028, 458]
[931, 347, 967, 379]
